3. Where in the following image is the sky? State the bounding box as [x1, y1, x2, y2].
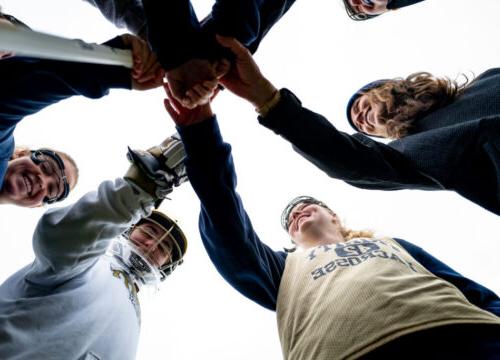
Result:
[0, 0, 499, 359]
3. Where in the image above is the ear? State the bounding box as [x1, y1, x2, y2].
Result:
[11, 146, 31, 160]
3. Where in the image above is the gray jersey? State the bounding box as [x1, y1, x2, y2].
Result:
[0, 178, 154, 360]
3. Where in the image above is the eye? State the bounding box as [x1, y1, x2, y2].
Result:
[40, 161, 53, 176]
[47, 183, 57, 199]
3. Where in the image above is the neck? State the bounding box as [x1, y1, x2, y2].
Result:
[300, 227, 345, 249]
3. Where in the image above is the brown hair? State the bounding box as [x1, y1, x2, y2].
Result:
[340, 227, 374, 241]
[285, 224, 374, 253]
[362, 72, 470, 139]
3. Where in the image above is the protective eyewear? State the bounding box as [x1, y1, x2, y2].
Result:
[281, 196, 330, 231]
[342, 0, 380, 21]
[30, 149, 69, 204]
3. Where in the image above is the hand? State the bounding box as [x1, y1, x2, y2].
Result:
[166, 58, 227, 109]
[0, 19, 16, 59]
[0, 51, 14, 60]
[215, 35, 277, 109]
[125, 134, 188, 200]
[163, 83, 214, 127]
[120, 33, 165, 90]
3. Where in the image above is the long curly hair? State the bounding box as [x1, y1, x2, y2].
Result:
[362, 72, 470, 139]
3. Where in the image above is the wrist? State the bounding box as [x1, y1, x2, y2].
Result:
[256, 89, 281, 117]
[190, 104, 214, 125]
[249, 78, 278, 109]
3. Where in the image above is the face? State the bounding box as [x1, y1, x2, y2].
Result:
[0, 152, 77, 207]
[129, 221, 173, 269]
[350, 94, 389, 137]
[287, 202, 340, 248]
[347, 0, 389, 16]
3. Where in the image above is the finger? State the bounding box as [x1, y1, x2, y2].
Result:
[163, 98, 180, 120]
[210, 87, 220, 101]
[135, 62, 163, 84]
[150, 68, 165, 87]
[215, 59, 231, 79]
[202, 80, 218, 92]
[164, 83, 184, 110]
[141, 51, 159, 76]
[138, 41, 152, 76]
[185, 89, 203, 105]
[135, 72, 156, 84]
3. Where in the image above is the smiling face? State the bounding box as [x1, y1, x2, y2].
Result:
[287, 202, 342, 249]
[129, 220, 173, 269]
[346, 0, 389, 16]
[350, 93, 389, 137]
[0, 151, 78, 207]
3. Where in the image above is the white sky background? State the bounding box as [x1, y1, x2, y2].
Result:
[0, 0, 499, 358]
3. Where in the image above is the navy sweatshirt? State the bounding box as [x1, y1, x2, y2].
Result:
[141, 0, 297, 70]
[258, 69, 500, 215]
[388, 0, 425, 10]
[0, 37, 131, 188]
[177, 116, 500, 316]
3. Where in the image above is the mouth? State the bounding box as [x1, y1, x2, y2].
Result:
[22, 175, 33, 197]
[295, 214, 310, 229]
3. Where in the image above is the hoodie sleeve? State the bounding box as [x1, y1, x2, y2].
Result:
[0, 36, 131, 125]
[259, 88, 442, 191]
[387, 0, 425, 10]
[177, 116, 286, 311]
[30, 178, 154, 285]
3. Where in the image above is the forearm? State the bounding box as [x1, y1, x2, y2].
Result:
[33, 178, 154, 271]
[178, 117, 285, 310]
[0, 49, 130, 123]
[396, 238, 500, 317]
[209, 0, 263, 47]
[141, 0, 202, 70]
[258, 89, 439, 190]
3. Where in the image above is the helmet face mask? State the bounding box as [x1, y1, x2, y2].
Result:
[108, 236, 162, 290]
[107, 211, 187, 290]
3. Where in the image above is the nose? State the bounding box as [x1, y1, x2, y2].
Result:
[289, 206, 306, 227]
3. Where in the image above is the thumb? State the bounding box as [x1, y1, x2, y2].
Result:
[215, 58, 231, 79]
[216, 35, 248, 58]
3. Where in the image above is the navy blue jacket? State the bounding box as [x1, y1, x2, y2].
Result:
[258, 69, 500, 215]
[177, 116, 500, 316]
[141, 0, 297, 70]
[0, 37, 131, 188]
[388, 0, 425, 10]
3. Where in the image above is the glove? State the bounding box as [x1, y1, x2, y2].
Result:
[124, 134, 188, 200]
